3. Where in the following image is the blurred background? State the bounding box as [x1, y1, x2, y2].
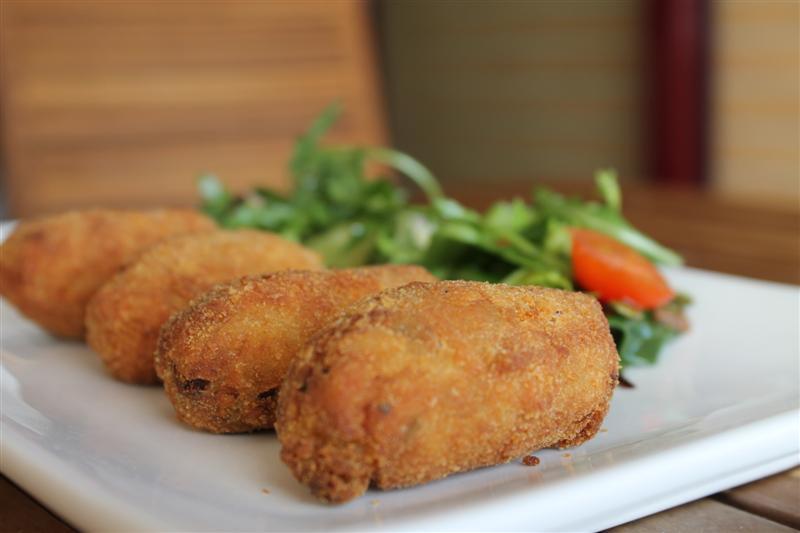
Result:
[0, 0, 797, 217]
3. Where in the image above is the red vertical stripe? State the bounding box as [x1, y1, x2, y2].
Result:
[647, 0, 710, 185]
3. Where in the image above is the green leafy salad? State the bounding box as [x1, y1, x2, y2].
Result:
[199, 105, 689, 370]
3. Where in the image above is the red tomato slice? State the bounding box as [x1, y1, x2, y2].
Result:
[570, 228, 674, 309]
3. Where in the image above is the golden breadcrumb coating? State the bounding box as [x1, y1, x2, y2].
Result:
[155, 265, 436, 433]
[85, 230, 322, 384]
[0, 209, 214, 338]
[277, 280, 619, 503]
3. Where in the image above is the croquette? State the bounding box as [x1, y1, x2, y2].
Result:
[277, 280, 619, 503]
[155, 265, 436, 433]
[85, 230, 323, 384]
[0, 209, 215, 338]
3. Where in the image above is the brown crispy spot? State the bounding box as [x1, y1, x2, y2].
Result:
[181, 378, 209, 393]
[257, 389, 278, 401]
[522, 455, 540, 466]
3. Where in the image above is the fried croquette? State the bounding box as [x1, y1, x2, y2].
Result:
[85, 230, 323, 384]
[277, 280, 619, 503]
[155, 265, 436, 433]
[0, 209, 215, 338]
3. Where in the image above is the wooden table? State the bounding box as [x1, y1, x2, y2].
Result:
[1, 184, 798, 531]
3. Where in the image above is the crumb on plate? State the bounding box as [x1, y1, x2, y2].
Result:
[522, 455, 540, 466]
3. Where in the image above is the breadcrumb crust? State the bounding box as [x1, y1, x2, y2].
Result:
[85, 230, 322, 384]
[0, 209, 214, 338]
[155, 265, 435, 433]
[277, 281, 619, 503]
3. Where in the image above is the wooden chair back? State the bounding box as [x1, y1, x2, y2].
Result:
[1, 0, 385, 216]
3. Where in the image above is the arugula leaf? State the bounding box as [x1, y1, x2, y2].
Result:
[502, 268, 573, 290]
[596, 168, 622, 211]
[290, 102, 342, 182]
[608, 312, 680, 367]
[198, 174, 234, 220]
[376, 209, 437, 264]
[367, 147, 443, 202]
[485, 198, 536, 232]
[305, 221, 377, 268]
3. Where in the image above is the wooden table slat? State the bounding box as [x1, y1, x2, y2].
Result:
[0, 476, 75, 533]
[607, 498, 797, 533]
[715, 468, 800, 529]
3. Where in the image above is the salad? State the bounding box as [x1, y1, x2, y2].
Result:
[199, 104, 689, 369]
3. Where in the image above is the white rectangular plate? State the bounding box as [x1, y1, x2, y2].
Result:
[2, 266, 798, 532]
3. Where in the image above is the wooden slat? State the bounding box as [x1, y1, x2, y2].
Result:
[607, 498, 796, 532]
[623, 200, 800, 286]
[0, 476, 75, 533]
[710, 0, 800, 204]
[0, 0, 385, 216]
[716, 468, 800, 529]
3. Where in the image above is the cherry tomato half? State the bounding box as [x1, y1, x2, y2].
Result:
[570, 228, 674, 309]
